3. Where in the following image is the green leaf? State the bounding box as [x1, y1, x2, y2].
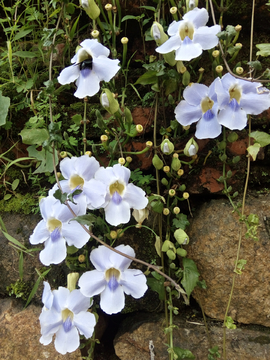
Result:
[67, 245, 79, 254]
[172, 213, 190, 230]
[247, 60, 262, 71]
[11, 178, 20, 191]
[27, 145, 58, 174]
[247, 143, 260, 161]
[71, 214, 96, 227]
[4, 194, 12, 200]
[135, 70, 158, 85]
[122, 15, 138, 21]
[20, 128, 49, 145]
[0, 91, 10, 126]
[19, 251, 24, 280]
[53, 189, 68, 204]
[147, 272, 165, 301]
[13, 28, 33, 41]
[181, 258, 200, 299]
[173, 347, 195, 359]
[13, 51, 37, 58]
[225, 316, 236, 329]
[250, 131, 270, 147]
[140, 5, 156, 11]
[256, 43, 270, 57]
[0, 229, 27, 250]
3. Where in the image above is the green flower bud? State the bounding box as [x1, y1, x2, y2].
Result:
[152, 154, 163, 170]
[151, 22, 168, 47]
[176, 248, 187, 257]
[80, 0, 100, 20]
[161, 178, 168, 186]
[186, 0, 198, 12]
[162, 239, 173, 252]
[124, 106, 133, 125]
[100, 89, 119, 114]
[161, 139, 174, 155]
[171, 155, 181, 171]
[227, 132, 238, 142]
[67, 272, 79, 292]
[167, 249, 176, 260]
[182, 70, 191, 86]
[174, 228, 189, 245]
[184, 138, 199, 157]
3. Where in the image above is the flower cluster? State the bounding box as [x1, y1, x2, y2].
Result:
[175, 73, 270, 139]
[30, 155, 148, 266]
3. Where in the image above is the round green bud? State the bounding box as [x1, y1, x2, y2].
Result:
[167, 249, 176, 260]
[176, 248, 187, 257]
[161, 178, 168, 186]
[152, 154, 163, 170]
[174, 228, 189, 245]
[160, 139, 174, 155]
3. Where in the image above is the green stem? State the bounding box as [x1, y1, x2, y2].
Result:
[83, 98, 88, 154]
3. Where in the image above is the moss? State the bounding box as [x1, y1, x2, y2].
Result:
[0, 193, 37, 214]
[6, 279, 32, 301]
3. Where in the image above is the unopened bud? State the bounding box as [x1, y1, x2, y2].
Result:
[163, 166, 170, 173]
[152, 154, 163, 170]
[118, 157, 125, 165]
[167, 249, 176, 260]
[161, 178, 168, 186]
[183, 125, 190, 130]
[85, 151, 92, 157]
[173, 207, 180, 214]
[174, 228, 189, 245]
[183, 192, 189, 199]
[146, 141, 153, 148]
[60, 151, 67, 158]
[163, 208, 170, 215]
[161, 139, 174, 155]
[101, 134, 108, 142]
[236, 66, 244, 75]
[121, 37, 129, 44]
[78, 254, 86, 263]
[169, 189, 176, 196]
[91, 30, 99, 38]
[171, 155, 181, 171]
[110, 230, 118, 239]
[80, 0, 100, 20]
[178, 169, 184, 176]
[136, 124, 143, 133]
[212, 50, 220, 58]
[216, 65, 223, 73]
[198, 67, 204, 73]
[56, 172, 61, 178]
[105, 3, 112, 11]
[170, 6, 177, 14]
[184, 138, 199, 157]
[235, 24, 242, 32]
[126, 156, 132, 163]
[235, 43, 242, 48]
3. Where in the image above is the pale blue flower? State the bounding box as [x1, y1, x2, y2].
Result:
[156, 8, 220, 61]
[175, 79, 221, 139]
[58, 39, 120, 98]
[39, 285, 96, 355]
[49, 155, 107, 210]
[79, 244, 148, 314]
[29, 196, 89, 265]
[94, 164, 149, 226]
[216, 73, 270, 130]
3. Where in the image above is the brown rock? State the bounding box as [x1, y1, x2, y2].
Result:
[0, 298, 82, 360]
[114, 313, 270, 360]
[187, 194, 270, 326]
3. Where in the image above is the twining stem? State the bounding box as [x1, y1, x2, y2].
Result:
[83, 98, 88, 154]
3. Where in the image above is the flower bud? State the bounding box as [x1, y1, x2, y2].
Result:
[105, 3, 112, 11]
[215, 65, 223, 73]
[151, 22, 169, 47]
[126, 156, 132, 163]
[235, 43, 242, 48]
[169, 189, 176, 197]
[110, 230, 118, 239]
[152, 154, 163, 170]
[170, 7, 177, 14]
[91, 30, 99, 38]
[161, 178, 168, 186]
[67, 272, 79, 292]
[183, 125, 190, 130]
[235, 24, 242, 32]
[116, 229, 124, 237]
[212, 50, 220, 58]
[163, 208, 170, 215]
[121, 37, 129, 44]
[183, 192, 189, 199]
[60, 151, 67, 158]
[171, 154, 181, 171]
[163, 166, 170, 173]
[174, 228, 189, 245]
[182, 70, 191, 86]
[118, 157, 125, 165]
[199, 67, 204, 73]
[176, 61, 187, 74]
[85, 151, 92, 157]
[177, 169, 184, 176]
[132, 208, 149, 227]
[173, 207, 180, 214]
[136, 124, 143, 133]
[124, 106, 133, 125]
[160, 139, 174, 155]
[176, 248, 187, 257]
[162, 239, 171, 252]
[56, 172, 61, 178]
[184, 138, 199, 157]
[100, 88, 119, 114]
[236, 66, 244, 75]
[100, 134, 108, 142]
[146, 141, 153, 148]
[80, 0, 100, 20]
[78, 254, 86, 263]
[167, 249, 176, 260]
[186, 0, 198, 12]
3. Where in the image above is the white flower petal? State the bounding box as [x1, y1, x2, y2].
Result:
[183, 7, 209, 28]
[240, 92, 270, 115]
[74, 69, 100, 98]
[62, 221, 89, 248]
[40, 333, 53, 346]
[74, 155, 100, 180]
[90, 246, 114, 270]
[73, 311, 96, 338]
[100, 284, 125, 314]
[156, 34, 182, 54]
[123, 183, 148, 209]
[105, 199, 131, 226]
[175, 37, 202, 61]
[110, 244, 134, 271]
[79, 270, 107, 296]
[193, 25, 221, 50]
[218, 106, 248, 130]
[111, 164, 131, 184]
[167, 20, 181, 36]
[67, 289, 91, 313]
[54, 325, 79, 355]
[42, 282, 53, 309]
[83, 179, 107, 209]
[175, 101, 202, 126]
[93, 57, 120, 82]
[53, 286, 70, 311]
[80, 39, 110, 58]
[215, 77, 230, 108]
[195, 112, 221, 139]
[58, 65, 80, 85]
[60, 157, 77, 179]
[183, 83, 208, 106]
[120, 269, 148, 298]
[29, 220, 49, 245]
[39, 237, 67, 266]
[39, 307, 62, 337]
